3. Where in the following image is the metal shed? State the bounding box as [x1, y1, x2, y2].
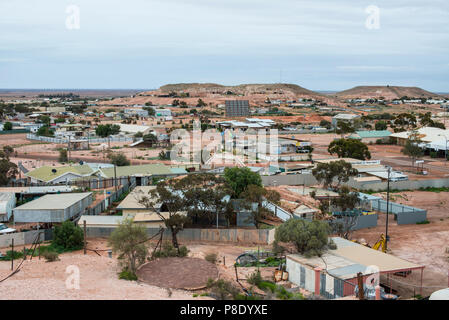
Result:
[13, 192, 93, 223]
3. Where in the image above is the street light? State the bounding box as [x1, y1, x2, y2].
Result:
[385, 167, 391, 252]
[438, 134, 448, 165]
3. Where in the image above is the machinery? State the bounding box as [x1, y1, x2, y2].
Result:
[372, 234, 387, 253]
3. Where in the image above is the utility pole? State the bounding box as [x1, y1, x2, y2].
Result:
[385, 167, 391, 252]
[83, 220, 87, 255]
[68, 136, 71, 162]
[357, 272, 365, 300]
[114, 164, 118, 193]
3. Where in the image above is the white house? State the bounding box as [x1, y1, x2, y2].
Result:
[0, 193, 16, 222]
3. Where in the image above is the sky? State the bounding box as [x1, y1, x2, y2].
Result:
[0, 0, 448, 91]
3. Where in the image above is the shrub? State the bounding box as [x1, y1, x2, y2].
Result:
[205, 253, 217, 264]
[42, 250, 59, 262]
[153, 242, 189, 258]
[0, 250, 24, 261]
[52, 221, 84, 251]
[247, 270, 262, 286]
[416, 220, 430, 225]
[119, 269, 138, 281]
[258, 281, 277, 293]
[206, 278, 240, 300]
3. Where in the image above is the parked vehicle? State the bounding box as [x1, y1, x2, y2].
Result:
[0, 223, 16, 234]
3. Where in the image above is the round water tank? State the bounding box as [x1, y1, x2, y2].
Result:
[429, 288, 449, 300]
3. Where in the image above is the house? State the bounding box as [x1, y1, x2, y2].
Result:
[286, 237, 424, 299]
[124, 108, 149, 118]
[118, 123, 152, 135]
[13, 192, 93, 223]
[0, 193, 16, 222]
[331, 114, 361, 127]
[390, 127, 449, 149]
[116, 186, 187, 228]
[25, 164, 98, 184]
[349, 130, 391, 143]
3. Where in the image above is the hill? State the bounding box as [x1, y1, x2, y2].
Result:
[334, 86, 441, 100]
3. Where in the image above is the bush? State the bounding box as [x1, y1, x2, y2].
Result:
[53, 221, 84, 251]
[416, 220, 430, 225]
[247, 270, 262, 286]
[206, 278, 240, 300]
[153, 242, 189, 258]
[42, 250, 59, 262]
[0, 250, 24, 261]
[205, 253, 217, 264]
[119, 269, 138, 281]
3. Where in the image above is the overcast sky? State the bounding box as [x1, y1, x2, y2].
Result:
[1, 0, 448, 91]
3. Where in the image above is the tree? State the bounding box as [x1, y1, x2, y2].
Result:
[328, 138, 371, 160]
[375, 121, 388, 131]
[36, 125, 54, 137]
[38, 115, 51, 126]
[240, 185, 280, 228]
[95, 124, 120, 138]
[3, 122, 12, 131]
[0, 146, 18, 186]
[58, 149, 68, 163]
[52, 221, 84, 250]
[108, 152, 130, 166]
[196, 99, 207, 107]
[402, 130, 424, 167]
[312, 160, 358, 190]
[274, 219, 331, 257]
[108, 218, 148, 275]
[224, 167, 262, 198]
[330, 186, 361, 239]
[143, 133, 158, 145]
[138, 180, 191, 252]
[335, 120, 355, 136]
[319, 120, 332, 129]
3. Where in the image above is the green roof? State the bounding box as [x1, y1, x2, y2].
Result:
[170, 167, 188, 174]
[352, 130, 391, 139]
[100, 164, 173, 178]
[26, 164, 95, 182]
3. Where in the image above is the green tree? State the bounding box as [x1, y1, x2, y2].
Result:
[319, 120, 332, 129]
[58, 148, 68, 163]
[240, 185, 281, 228]
[36, 126, 54, 137]
[108, 152, 130, 166]
[143, 133, 158, 145]
[330, 186, 361, 239]
[38, 115, 51, 126]
[312, 160, 358, 190]
[401, 130, 424, 167]
[328, 138, 371, 160]
[138, 180, 191, 252]
[196, 99, 207, 107]
[375, 121, 388, 131]
[108, 218, 148, 275]
[52, 221, 84, 251]
[3, 122, 12, 131]
[274, 219, 331, 257]
[224, 167, 262, 198]
[0, 146, 18, 186]
[95, 124, 121, 138]
[335, 120, 355, 136]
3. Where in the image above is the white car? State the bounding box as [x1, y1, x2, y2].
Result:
[0, 223, 16, 234]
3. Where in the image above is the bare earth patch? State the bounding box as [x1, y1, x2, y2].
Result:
[137, 257, 219, 290]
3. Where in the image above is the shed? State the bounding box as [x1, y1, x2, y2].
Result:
[286, 237, 425, 299]
[13, 192, 93, 223]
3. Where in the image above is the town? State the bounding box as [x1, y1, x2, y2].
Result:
[0, 83, 448, 301]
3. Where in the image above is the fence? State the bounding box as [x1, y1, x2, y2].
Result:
[26, 133, 133, 144]
[84, 227, 276, 245]
[261, 174, 318, 187]
[350, 177, 449, 192]
[0, 229, 52, 248]
[86, 179, 136, 216]
[369, 199, 427, 225]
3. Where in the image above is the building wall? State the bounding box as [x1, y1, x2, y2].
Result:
[0, 195, 16, 222]
[14, 194, 92, 223]
[85, 227, 273, 244]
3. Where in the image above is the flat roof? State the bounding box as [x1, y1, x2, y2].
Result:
[78, 215, 125, 226]
[14, 192, 92, 211]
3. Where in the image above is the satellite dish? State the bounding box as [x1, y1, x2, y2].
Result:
[79, 161, 84, 165]
[52, 169, 57, 174]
